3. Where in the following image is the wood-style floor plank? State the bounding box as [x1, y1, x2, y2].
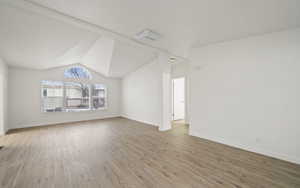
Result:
[0, 117, 299, 188]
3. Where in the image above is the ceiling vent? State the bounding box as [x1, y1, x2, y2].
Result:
[134, 29, 162, 41]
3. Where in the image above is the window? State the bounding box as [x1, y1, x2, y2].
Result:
[92, 84, 106, 109]
[41, 66, 107, 112]
[41, 81, 106, 112]
[41, 81, 64, 112]
[64, 66, 91, 79]
[65, 82, 90, 111]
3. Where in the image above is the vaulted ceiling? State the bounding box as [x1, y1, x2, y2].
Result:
[0, 0, 300, 77]
[0, 2, 157, 77]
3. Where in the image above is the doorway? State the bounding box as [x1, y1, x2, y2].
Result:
[160, 60, 190, 133]
[172, 77, 185, 121]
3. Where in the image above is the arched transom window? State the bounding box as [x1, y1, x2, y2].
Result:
[64, 66, 92, 80]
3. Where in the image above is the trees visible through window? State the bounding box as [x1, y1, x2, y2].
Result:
[41, 81, 106, 112]
[92, 84, 106, 109]
[41, 66, 106, 112]
[65, 82, 90, 111]
[64, 66, 91, 79]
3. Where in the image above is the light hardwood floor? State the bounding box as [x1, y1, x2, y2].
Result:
[0, 117, 300, 188]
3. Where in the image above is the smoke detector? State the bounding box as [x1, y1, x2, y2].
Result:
[134, 29, 162, 41]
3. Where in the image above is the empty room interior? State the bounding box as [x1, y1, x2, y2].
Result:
[1, 0, 300, 187]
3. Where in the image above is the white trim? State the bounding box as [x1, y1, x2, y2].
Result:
[121, 115, 158, 127]
[161, 71, 172, 131]
[159, 127, 171, 131]
[8, 115, 121, 131]
[189, 129, 300, 165]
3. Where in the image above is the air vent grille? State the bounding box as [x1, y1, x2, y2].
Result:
[135, 29, 162, 41]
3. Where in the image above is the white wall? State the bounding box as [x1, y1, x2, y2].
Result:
[122, 59, 163, 126]
[171, 62, 189, 79]
[189, 28, 300, 164]
[0, 58, 8, 134]
[121, 57, 190, 129]
[8, 65, 121, 129]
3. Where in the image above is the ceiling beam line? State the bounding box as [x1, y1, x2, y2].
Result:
[1, 0, 189, 62]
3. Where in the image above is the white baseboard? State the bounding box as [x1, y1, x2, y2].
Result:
[159, 127, 171, 131]
[8, 115, 121, 131]
[189, 129, 300, 165]
[121, 115, 158, 127]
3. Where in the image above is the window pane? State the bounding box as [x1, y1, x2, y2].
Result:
[41, 81, 63, 112]
[92, 84, 106, 109]
[92, 98, 105, 109]
[65, 82, 90, 111]
[64, 66, 91, 79]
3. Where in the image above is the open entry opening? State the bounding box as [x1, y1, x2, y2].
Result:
[160, 59, 190, 132]
[172, 77, 187, 130]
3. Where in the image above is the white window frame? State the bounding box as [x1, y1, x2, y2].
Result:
[41, 81, 107, 112]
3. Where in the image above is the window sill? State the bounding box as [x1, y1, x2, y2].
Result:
[43, 107, 107, 113]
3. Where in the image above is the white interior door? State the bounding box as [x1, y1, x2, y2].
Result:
[173, 77, 185, 120]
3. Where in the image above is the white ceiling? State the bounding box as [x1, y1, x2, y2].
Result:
[28, 0, 300, 55]
[109, 41, 157, 77]
[0, 4, 100, 69]
[81, 37, 115, 77]
[1, 0, 300, 77]
[0, 2, 157, 77]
